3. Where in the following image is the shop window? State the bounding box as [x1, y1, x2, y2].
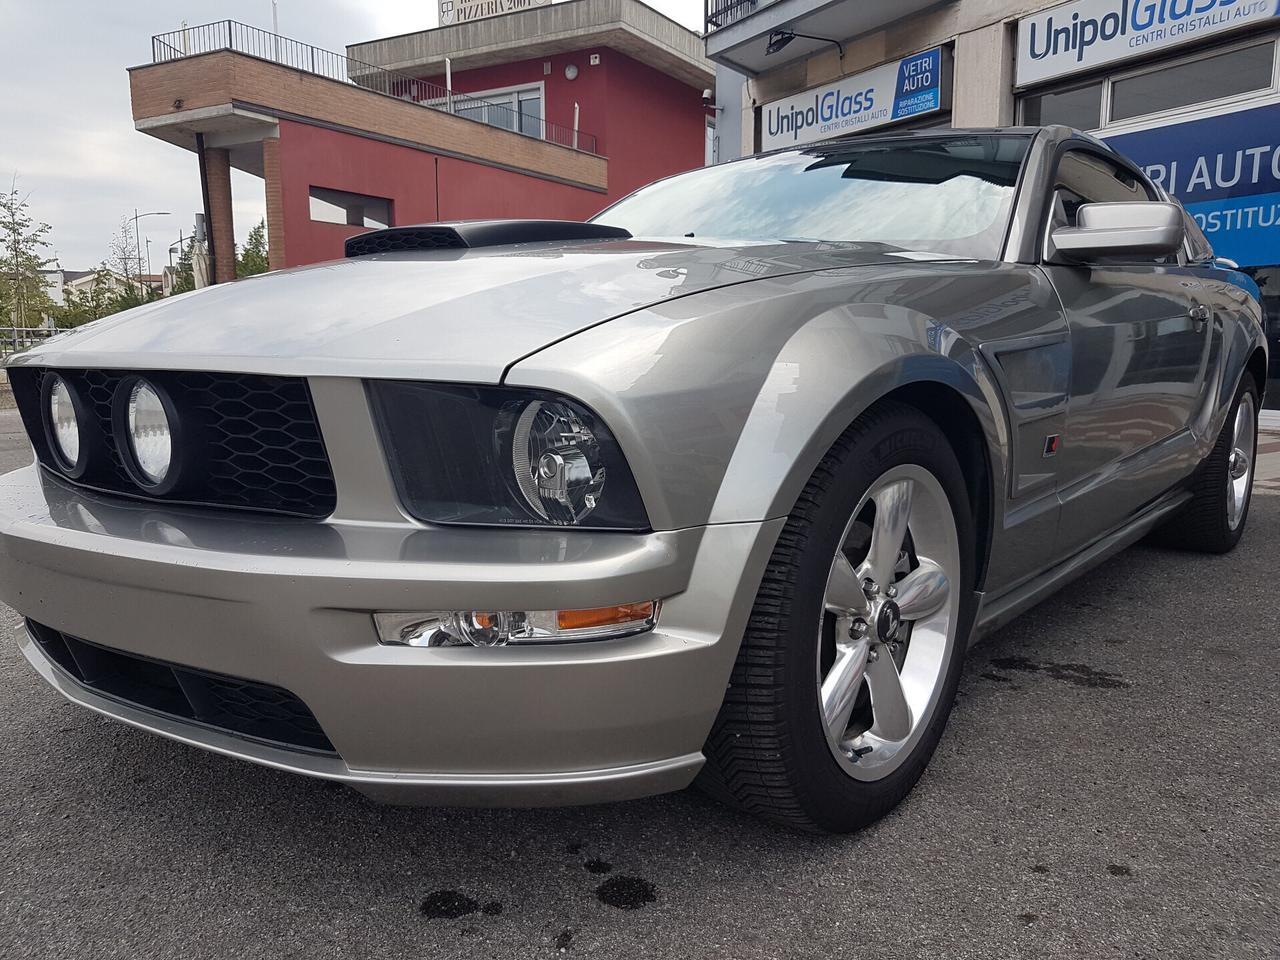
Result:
[1021, 82, 1103, 130]
[308, 187, 392, 229]
[1110, 41, 1275, 122]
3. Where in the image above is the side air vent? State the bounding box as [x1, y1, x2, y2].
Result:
[344, 220, 631, 257]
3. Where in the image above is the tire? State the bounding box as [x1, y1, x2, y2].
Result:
[698, 401, 978, 833]
[1156, 374, 1258, 554]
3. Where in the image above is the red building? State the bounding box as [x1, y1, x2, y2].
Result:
[129, 0, 713, 281]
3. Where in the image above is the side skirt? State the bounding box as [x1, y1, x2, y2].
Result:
[972, 489, 1192, 641]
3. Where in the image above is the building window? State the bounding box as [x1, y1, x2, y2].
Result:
[1020, 37, 1280, 132]
[518, 89, 543, 138]
[1109, 41, 1274, 123]
[1021, 82, 1103, 130]
[308, 187, 392, 228]
[429, 83, 546, 140]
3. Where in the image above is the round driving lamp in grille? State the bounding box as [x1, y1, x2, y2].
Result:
[113, 377, 181, 492]
[41, 374, 86, 476]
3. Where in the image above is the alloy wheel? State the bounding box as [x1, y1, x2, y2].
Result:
[817, 464, 961, 781]
[1227, 391, 1256, 531]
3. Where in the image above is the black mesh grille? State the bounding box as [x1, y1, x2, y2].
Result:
[27, 620, 336, 755]
[9, 367, 337, 518]
[345, 227, 467, 256]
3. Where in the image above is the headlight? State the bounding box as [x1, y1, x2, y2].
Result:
[44, 374, 82, 471]
[117, 378, 175, 487]
[508, 400, 604, 524]
[368, 381, 649, 529]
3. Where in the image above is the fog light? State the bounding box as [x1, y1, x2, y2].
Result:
[46, 374, 82, 470]
[375, 602, 658, 647]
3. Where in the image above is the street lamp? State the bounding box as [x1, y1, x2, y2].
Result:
[130, 209, 170, 295]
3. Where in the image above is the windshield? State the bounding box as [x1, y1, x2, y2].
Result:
[593, 135, 1031, 259]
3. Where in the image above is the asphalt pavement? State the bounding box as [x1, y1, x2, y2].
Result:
[0, 405, 1276, 959]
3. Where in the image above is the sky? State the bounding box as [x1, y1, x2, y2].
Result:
[0, 0, 701, 273]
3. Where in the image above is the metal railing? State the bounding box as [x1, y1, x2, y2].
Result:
[151, 20, 599, 154]
[704, 0, 764, 32]
[0, 326, 59, 358]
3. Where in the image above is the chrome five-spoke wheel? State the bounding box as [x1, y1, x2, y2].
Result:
[819, 464, 961, 780]
[1227, 390, 1255, 531]
[701, 401, 975, 832]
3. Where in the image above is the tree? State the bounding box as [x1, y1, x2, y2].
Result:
[106, 217, 157, 310]
[0, 176, 56, 327]
[236, 219, 269, 278]
[57, 266, 121, 328]
[170, 238, 197, 295]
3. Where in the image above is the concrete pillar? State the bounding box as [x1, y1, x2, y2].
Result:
[262, 138, 286, 271]
[952, 22, 1016, 128]
[203, 146, 236, 284]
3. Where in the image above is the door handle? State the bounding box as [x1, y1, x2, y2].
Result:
[1189, 303, 1211, 332]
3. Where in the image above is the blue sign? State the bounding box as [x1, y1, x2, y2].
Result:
[1106, 103, 1280, 267]
[892, 49, 943, 122]
[761, 48, 945, 150]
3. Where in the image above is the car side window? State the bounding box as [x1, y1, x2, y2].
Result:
[1046, 149, 1169, 263]
[1051, 150, 1152, 230]
[1181, 207, 1214, 264]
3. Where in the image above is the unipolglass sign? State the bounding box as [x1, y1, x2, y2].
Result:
[760, 48, 946, 151]
[439, 0, 550, 27]
[1016, 0, 1280, 86]
[1106, 102, 1280, 266]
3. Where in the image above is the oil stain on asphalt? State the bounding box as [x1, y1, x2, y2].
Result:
[596, 876, 656, 910]
[419, 890, 480, 919]
[987, 655, 1130, 689]
[584, 858, 613, 874]
[419, 892, 504, 919]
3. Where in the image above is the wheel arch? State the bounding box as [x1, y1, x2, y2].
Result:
[1247, 345, 1267, 402]
[708, 344, 1009, 596]
[879, 381, 996, 593]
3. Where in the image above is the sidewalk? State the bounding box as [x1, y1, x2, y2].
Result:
[1257, 409, 1280, 491]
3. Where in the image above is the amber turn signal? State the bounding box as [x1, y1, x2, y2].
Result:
[557, 602, 657, 631]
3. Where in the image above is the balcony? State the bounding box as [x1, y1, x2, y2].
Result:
[705, 0, 954, 75]
[149, 20, 600, 154]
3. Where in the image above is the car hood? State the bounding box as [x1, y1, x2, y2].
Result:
[12, 238, 953, 382]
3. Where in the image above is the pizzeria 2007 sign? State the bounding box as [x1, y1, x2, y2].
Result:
[439, 0, 551, 26]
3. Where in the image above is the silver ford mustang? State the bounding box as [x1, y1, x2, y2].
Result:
[0, 127, 1266, 832]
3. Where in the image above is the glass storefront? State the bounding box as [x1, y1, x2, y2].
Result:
[1019, 32, 1280, 407]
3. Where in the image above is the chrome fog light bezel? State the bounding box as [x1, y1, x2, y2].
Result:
[112, 375, 183, 494]
[41, 373, 89, 477]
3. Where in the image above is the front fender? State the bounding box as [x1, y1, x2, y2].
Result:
[704, 307, 1008, 525]
[505, 264, 1016, 532]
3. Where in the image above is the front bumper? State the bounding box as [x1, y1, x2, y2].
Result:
[0, 465, 782, 806]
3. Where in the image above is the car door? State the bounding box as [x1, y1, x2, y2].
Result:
[1041, 149, 1213, 557]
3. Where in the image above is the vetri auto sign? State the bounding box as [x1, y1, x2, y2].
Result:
[1016, 0, 1280, 85]
[760, 48, 945, 151]
[1106, 102, 1280, 266]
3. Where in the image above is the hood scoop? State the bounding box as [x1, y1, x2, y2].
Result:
[344, 220, 632, 257]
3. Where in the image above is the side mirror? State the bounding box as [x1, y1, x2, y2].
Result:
[1050, 201, 1185, 262]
